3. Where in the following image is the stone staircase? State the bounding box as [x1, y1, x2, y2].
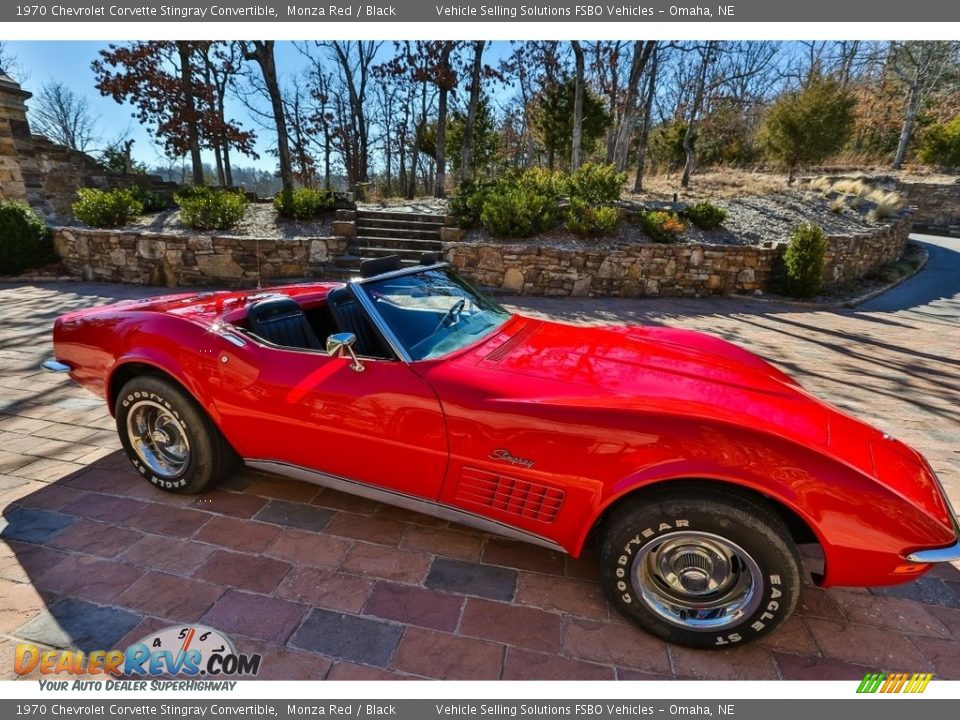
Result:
[312, 208, 447, 278]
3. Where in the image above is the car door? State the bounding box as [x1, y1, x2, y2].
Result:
[210, 338, 448, 500]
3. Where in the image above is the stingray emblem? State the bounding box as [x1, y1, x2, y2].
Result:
[489, 448, 535, 469]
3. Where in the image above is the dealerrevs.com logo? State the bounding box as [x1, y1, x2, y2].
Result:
[15, 625, 262, 687]
[857, 672, 933, 694]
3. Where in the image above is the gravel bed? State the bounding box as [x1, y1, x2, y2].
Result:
[711, 190, 905, 245]
[84, 184, 909, 248]
[462, 188, 909, 249]
[119, 203, 333, 239]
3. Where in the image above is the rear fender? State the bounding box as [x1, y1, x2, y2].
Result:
[106, 313, 220, 425]
[107, 350, 220, 425]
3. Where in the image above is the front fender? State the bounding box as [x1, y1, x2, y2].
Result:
[575, 426, 956, 587]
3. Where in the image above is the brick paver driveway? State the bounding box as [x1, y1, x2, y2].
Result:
[1, 234, 958, 681]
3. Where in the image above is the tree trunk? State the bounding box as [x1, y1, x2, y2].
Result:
[223, 142, 233, 186]
[460, 40, 485, 183]
[893, 83, 920, 170]
[571, 41, 585, 172]
[215, 77, 233, 186]
[324, 130, 332, 191]
[434, 42, 454, 198]
[384, 126, 392, 197]
[613, 41, 656, 172]
[200, 56, 225, 186]
[213, 144, 225, 186]
[398, 143, 406, 201]
[633, 46, 658, 193]
[601, 42, 623, 165]
[177, 42, 204, 186]
[318, 112, 332, 191]
[242, 41, 294, 196]
[681, 42, 714, 189]
[435, 84, 448, 196]
[329, 42, 377, 186]
[397, 88, 410, 198]
[123, 140, 134, 175]
[409, 83, 426, 199]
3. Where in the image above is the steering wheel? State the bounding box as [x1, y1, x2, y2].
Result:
[432, 298, 466, 334]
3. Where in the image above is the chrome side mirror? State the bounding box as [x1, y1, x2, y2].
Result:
[326, 332, 365, 372]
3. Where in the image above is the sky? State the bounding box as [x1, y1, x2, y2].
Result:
[5, 40, 323, 171]
[3, 40, 512, 174]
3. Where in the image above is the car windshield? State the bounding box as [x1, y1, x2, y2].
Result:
[358, 267, 511, 361]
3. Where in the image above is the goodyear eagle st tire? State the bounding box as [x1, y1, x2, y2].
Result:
[115, 374, 234, 494]
[599, 486, 801, 649]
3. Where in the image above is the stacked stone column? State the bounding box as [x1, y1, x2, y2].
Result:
[0, 71, 54, 218]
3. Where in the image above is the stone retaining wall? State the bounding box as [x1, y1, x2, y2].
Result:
[821, 219, 912, 285]
[445, 216, 911, 298]
[445, 242, 779, 298]
[32, 136, 178, 221]
[898, 181, 960, 230]
[52, 228, 346, 287]
[52, 213, 909, 296]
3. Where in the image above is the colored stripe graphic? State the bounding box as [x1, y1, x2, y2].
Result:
[857, 672, 932, 694]
[857, 672, 885, 693]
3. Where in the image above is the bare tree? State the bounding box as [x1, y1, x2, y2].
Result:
[284, 83, 318, 189]
[370, 78, 403, 196]
[199, 42, 248, 186]
[175, 42, 205, 185]
[570, 41, 585, 171]
[529, 41, 565, 87]
[715, 41, 782, 105]
[835, 41, 863, 88]
[633, 44, 659, 193]
[784, 41, 879, 92]
[30, 81, 100, 152]
[889, 41, 959, 169]
[588, 41, 628, 163]
[612, 41, 656, 172]
[395, 80, 414, 196]
[0, 41, 26, 81]
[239, 41, 294, 195]
[375, 41, 461, 196]
[680, 42, 717, 189]
[434, 42, 456, 197]
[459, 40, 486, 182]
[500, 43, 536, 168]
[310, 69, 336, 191]
[314, 41, 382, 187]
[499, 41, 566, 168]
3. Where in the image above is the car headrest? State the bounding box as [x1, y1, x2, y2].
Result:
[360, 255, 402, 278]
[247, 295, 304, 322]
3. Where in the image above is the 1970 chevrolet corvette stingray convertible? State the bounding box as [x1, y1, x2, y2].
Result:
[44, 256, 959, 649]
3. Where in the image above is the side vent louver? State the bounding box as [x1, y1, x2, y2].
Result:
[457, 468, 564, 523]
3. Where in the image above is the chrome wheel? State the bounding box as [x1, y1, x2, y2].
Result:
[631, 531, 763, 631]
[125, 400, 190, 480]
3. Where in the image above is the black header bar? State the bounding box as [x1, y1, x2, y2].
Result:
[3, 0, 959, 23]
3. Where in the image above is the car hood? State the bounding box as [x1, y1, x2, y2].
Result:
[476, 318, 830, 446]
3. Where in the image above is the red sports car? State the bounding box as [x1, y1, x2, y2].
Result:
[44, 256, 959, 649]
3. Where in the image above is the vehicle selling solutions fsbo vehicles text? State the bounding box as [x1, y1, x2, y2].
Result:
[431, 5, 730, 17]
